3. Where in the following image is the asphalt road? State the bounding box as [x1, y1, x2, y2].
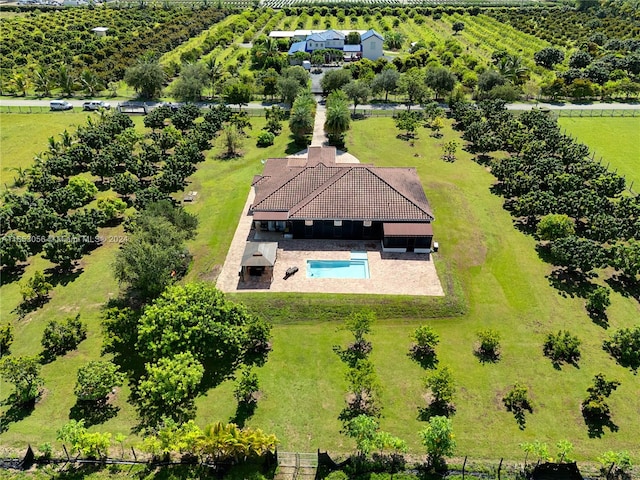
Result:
[1, 98, 639, 111]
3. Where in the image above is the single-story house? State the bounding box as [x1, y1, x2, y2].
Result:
[250, 147, 434, 253]
[240, 242, 278, 283]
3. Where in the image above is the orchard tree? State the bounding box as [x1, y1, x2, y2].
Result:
[57, 420, 111, 459]
[172, 63, 208, 102]
[503, 382, 533, 429]
[419, 416, 456, 470]
[136, 352, 204, 425]
[42, 230, 85, 272]
[452, 22, 465, 34]
[20, 270, 52, 307]
[569, 50, 593, 69]
[0, 323, 13, 357]
[603, 326, 640, 372]
[549, 236, 607, 274]
[409, 325, 439, 368]
[534, 47, 565, 69]
[474, 329, 501, 362]
[41, 314, 87, 361]
[0, 355, 44, 404]
[543, 330, 581, 367]
[344, 414, 406, 458]
[423, 366, 456, 416]
[536, 214, 575, 241]
[75, 361, 125, 402]
[585, 286, 611, 319]
[1, 234, 30, 269]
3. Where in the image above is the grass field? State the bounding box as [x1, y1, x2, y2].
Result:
[558, 117, 640, 189]
[0, 112, 639, 464]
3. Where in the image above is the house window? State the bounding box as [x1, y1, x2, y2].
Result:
[363, 220, 372, 227]
[334, 220, 342, 227]
[305, 220, 313, 226]
[370, 41, 375, 51]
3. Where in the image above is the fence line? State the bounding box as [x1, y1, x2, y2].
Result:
[556, 109, 638, 118]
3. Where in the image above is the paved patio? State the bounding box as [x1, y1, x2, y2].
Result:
[215, 189, 444, 296]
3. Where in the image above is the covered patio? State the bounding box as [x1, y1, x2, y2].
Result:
[240, 242, 278, 284]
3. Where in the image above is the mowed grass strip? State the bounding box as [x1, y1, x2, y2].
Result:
[558, 116, 640, 188]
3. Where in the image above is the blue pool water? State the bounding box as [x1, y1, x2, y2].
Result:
[307, 259, 370, 279]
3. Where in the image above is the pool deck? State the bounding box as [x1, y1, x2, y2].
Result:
[215, 189, 445, 296]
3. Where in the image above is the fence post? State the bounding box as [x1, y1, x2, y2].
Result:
[497, 458, 503, 480]
[462, 455, 467, 479]
[131, 446, 137, 461]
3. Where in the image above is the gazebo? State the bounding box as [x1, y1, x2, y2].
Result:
[240, 242, 278, 283]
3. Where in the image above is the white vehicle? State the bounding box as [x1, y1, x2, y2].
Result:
[82, 100, 111, 111]
[50, 100, 73, 111]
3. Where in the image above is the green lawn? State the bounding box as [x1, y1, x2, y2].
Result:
[1, 113, 639, 464]
[558, 116, 640, 188]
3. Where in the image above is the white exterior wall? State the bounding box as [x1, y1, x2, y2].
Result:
[362, 37, 383, 60]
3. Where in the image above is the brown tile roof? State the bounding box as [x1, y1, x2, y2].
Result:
[251, 149, 434, 222]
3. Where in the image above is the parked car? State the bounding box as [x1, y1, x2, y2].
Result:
[82, 100, 111, 111]
[50, 100, 73, 111]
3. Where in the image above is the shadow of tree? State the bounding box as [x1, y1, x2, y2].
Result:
[44, 266, 83, 288]
[230, 401, 257, 428]
[473, 348, 501, 364]
[0, 397, 36, 434]
[587, 309, 609, 329]
[0, 265, 26, 287]
[418, 401, 456, 421]
[408, 352, 438, 370]
[606, 274, 640, 303]
[69, 399, 120, 427]
[12, 295, 51, 320]
[583, 409, 619, 439]
[545, 267, 597, 299]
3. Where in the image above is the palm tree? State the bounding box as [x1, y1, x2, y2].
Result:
[324, 94, 351, 146]
[205, 57, 225, 99]
[57, 64, 77, 97]
[80, 69, 103, 97]
[10, 72, 29, 97]
[497, 55, 529, 85]
[33, 67, 53, 97]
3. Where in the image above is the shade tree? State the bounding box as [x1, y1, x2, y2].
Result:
[41, 314, 87, 362]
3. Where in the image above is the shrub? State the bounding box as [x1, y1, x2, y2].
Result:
[543, 330, 581, 367]
[409, 325, 439, 368]
[503, 382, 533, 429]
[474, 329, 501, 362]
[586, 286, 611, 318]
[74, 361, 125, 402]
[597, 451, 633, 478]
[41, 314, 87, 360]
[603, 326, 640, 372]
[0, 323, 14, 357]
[256, 131, 275, 147]
[233, 368, 260, 405]
[422, 366, 456, 417]
[536, 214, 575, 241]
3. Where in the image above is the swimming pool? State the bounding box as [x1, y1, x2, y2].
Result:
[307, 259, 370, 279]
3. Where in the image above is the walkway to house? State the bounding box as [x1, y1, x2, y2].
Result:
[311, 99, 328, 147]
